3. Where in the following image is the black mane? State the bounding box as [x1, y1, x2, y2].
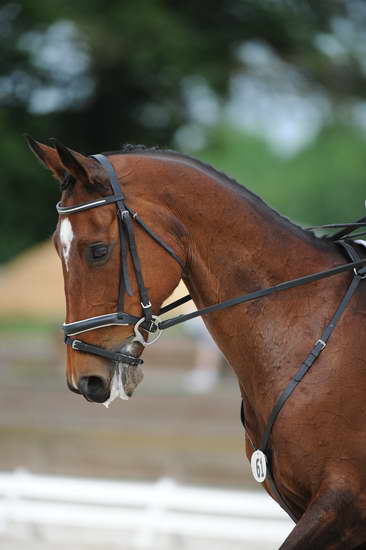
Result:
[103, 143, 161, 156]
[60, 173, 76, 194]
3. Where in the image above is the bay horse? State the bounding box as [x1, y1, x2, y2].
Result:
[27, 136, 366, 549]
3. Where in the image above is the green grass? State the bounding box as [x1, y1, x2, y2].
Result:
[0, 317, 60, 334]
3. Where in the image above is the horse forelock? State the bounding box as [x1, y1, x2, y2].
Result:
[60, 171, 109, 197]
[60, 173, 76, 194]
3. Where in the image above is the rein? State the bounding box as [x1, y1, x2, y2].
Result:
[158, 256, 366, 329]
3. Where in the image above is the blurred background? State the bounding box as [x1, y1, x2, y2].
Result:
[1, 0, 366, 548]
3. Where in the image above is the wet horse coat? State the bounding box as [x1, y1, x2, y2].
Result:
[28, 138, 366, 549]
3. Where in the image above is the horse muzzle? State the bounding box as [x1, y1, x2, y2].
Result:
[74, 336, 144, 405]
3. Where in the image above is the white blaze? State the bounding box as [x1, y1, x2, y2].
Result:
[59, 218, 74, 272]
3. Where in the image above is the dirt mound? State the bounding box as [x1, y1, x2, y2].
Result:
[0, 241, 190, 321]
[0, 241, 64, 320]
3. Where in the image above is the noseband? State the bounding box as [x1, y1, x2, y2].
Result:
[58, 154, 185, 367]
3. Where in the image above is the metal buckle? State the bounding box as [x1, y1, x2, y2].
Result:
[133, 316, 162, 347]
[141, 301, 152, 309]
[354, 267, 366, 279]
[316, 339, 326, 350]
[71, 339, 81, 350]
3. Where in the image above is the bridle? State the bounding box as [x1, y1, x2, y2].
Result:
[57, 151, 366, 522]
[58, 153, 185, 367]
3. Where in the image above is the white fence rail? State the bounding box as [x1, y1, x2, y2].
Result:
[0, 470, 293, 548]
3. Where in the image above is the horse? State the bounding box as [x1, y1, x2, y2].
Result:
[27, 136, 366, 549]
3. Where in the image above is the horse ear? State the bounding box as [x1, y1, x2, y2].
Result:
[25, 134, 65, 181]
[50, 139, 102, 187]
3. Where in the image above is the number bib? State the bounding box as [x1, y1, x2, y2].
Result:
[251, 450, 267, 483]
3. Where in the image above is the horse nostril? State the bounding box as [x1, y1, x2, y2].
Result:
[78, 375, 109, 403]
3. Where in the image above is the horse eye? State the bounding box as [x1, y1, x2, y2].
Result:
[86, 242, 113, 265]
[91, 244, 108, 259]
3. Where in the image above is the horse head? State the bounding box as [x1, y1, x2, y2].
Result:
[26, 137, 185, 404]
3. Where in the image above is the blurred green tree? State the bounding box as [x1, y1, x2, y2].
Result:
[1, 0, 366, 261]
[200, 124, 366, 226]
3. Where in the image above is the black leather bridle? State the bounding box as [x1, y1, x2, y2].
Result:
[58, 153, 185, 367]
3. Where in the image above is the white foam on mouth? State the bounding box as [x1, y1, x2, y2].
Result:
[102, 365, 129, 408]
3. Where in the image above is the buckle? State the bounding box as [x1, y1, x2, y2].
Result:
[141, 301, 152, 309]
[71, 339, 82, 350]
[316, 339, 326, 351]
[354, 267, 366, 279]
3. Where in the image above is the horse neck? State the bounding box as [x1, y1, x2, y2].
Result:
[126, 153, 342, 398]
[136, 153, 338, 304]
